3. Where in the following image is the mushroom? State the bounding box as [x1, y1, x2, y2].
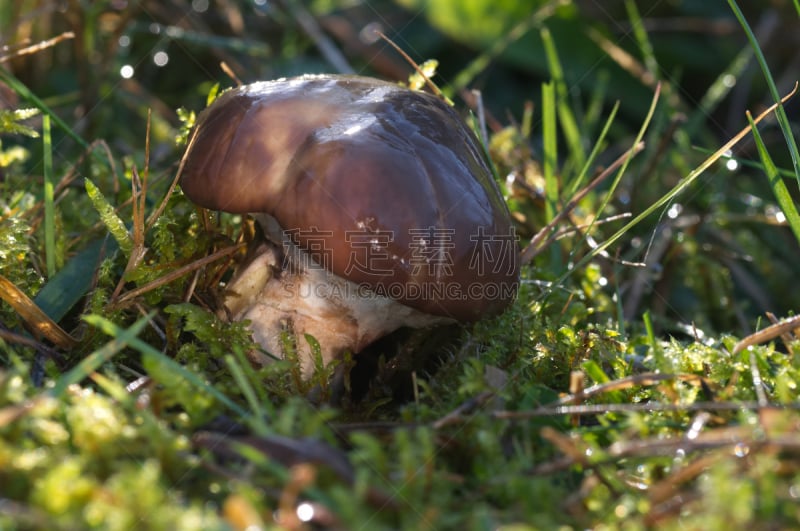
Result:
[179, 74, 519, 375]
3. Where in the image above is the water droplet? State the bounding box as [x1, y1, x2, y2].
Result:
[734, 442, 749, 458]
[722, 74, 736, 88]
[153, 51, 169, 67]
[296, 502, 314, 522]
[667, 203, 683, 219]
[359, 22, 383, 45]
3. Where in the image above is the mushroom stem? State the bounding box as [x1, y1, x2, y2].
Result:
[223, 215, 454, 376]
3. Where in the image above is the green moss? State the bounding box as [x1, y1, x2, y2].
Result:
[31, 457, 96, 516]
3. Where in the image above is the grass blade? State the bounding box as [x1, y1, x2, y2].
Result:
[728, 0, 800, 185]
[42, 114, 55, 277]
[558, 84, 794, 289]
[224, 353, 268, 433]
[51, 313, 152, 396]
[542, 81, 558, 223]
[553, 84, 660, 286]
[747, 112, 800, 244]
[624, 0, 658, 81]
[567, 101, 619, 197]
[542, 81, 561, 268]
[0, 66, 90, 151]
[541, 27, 585, 170]
[85, 314, 248, 417]
[685, 43, 752, 136]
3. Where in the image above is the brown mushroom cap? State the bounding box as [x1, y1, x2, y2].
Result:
[180, 74, 519, 321]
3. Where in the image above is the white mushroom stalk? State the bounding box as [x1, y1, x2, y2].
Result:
[225, 215, 454, 374]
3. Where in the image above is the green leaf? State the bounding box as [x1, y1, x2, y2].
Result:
[205, 82, 220, 107]
[408, 59, 439, 91]
[305, 333, 325, 376]
[34, 237, 118, 322]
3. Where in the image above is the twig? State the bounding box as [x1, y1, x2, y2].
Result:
[113, 243, 245, 307]
[0, 274, 77, 348]
[732, 314, 800, 355]
[493, 400, 799, 420]
[0, 325, 65, 363]
[432, 391, 496, 430]
[110, 165, 148, 303]
[0, 32, 74, 63]
[540, 426, 622, 495]
[766, 311, 797, 357]
[376, 32, 448, 102]
[220, 61, 243, 87]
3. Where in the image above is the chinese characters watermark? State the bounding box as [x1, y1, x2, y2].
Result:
[280, 225, 518, 291]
